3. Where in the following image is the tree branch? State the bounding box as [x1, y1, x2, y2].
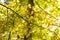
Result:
[35, 1, 58, 20]
[8, 32, 11, 40]
[0, 3, 26, 20]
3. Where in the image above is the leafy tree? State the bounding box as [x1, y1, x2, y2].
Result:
[0, 0, 60, 40]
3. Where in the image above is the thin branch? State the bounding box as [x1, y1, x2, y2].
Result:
[8, 32, 11, 40]
[0, 3, 26, 21]
[35, 1, 58, 20]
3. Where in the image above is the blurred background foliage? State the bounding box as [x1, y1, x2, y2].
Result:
[0, 0, 60, 40]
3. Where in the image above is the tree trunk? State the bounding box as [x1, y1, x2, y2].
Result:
[24, 0, 34, 40]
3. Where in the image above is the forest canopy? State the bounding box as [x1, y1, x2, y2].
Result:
[0, 0, 60, 40]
